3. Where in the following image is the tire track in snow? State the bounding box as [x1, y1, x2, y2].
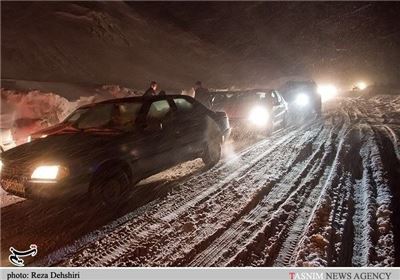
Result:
[188, 124, 333, 266]
[381, 125, 400, 161]
[292, 124, 358, 266]
[293, 99, 396, 267]
[227, 117, 348, 267]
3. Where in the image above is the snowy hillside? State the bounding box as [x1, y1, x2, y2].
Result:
[1, 2, 233, 89]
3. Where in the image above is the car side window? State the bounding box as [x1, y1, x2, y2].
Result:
[275, 92, 283, 104]
[173, 98, 194, 113]
[271, 91, 280, 106]
[113, 103, 142, 129]
[146, 100, 172, 127]
[64, 108, 89, 123]
[147, 100, 171, 119]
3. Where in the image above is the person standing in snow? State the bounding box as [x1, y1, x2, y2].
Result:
[143, 81, 158, 97]
[194, 81, 211, 108]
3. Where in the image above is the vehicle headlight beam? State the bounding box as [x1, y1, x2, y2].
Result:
[248, 106, 270, 127]
[31, 165, 69, 181]
[317, 84, 338, 102]
[295, 93, 310, 107]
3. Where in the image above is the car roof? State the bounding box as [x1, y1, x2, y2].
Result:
[78, 95, 194, 109]
[210, 89, 275, 95]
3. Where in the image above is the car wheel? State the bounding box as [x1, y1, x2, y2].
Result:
[91, 170, 130, 208]
[202, 136, 222, 168]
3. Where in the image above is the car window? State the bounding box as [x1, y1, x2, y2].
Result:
[173, 98, 194, 113]
[64, 108, 90, 123]
[76, 104, 114, 129]
[275, 92, 283, 103]
[147, 100, 171, 120]
[213, 94, 226, 104]
[112, 103, 143, 129]
[117, 103, 142, 124]
[65, 102, 143, 130]
[271, 91, 280, 105]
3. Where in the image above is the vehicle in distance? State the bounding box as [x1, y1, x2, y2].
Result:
[279, 81, 322, 118]
[211, 89, 288, 136]
[0, 95, 231, 205]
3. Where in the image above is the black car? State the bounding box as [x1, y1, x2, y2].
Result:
[0, 95, 231, 205]
[211, 89, 288, 136]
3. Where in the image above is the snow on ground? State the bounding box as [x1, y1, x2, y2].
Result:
[1, 95, 400, 267]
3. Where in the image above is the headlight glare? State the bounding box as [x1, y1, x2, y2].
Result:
[295, 93, 310, 107]
[248, 106, 269, 126]
[31, 165, 69, 181]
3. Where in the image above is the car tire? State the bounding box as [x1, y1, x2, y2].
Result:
[90, 170, 130, 208]
[202, 136, 222, 168]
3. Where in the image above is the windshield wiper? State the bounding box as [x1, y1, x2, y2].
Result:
[81, 127, 125, 133]
[53, 125, 81, 135]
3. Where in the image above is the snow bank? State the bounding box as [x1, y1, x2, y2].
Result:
[0, 85, 139, 147]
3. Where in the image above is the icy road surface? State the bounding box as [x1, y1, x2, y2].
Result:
[1, 96, 400, 267]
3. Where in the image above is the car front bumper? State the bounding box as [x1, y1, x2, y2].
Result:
[229, 118, 271, 132]
[1, 175, 89, 200]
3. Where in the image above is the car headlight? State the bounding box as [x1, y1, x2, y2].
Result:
[248, 106, 269, 126]
[31, 165, 69, 181]
[295, 93, 310, 107]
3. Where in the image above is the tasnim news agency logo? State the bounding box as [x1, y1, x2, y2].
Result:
[289, 271, 393, 280]
[289, 272, 324, 280]
[8, 244, 38, 267]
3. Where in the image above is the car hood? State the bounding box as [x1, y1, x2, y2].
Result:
[1, 132, 120, 167]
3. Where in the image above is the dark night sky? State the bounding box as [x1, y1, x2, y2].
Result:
[2, 1, 400, 89]
[132, 2, 400, 87]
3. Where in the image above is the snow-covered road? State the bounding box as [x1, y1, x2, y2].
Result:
[1, 95, 400, 267]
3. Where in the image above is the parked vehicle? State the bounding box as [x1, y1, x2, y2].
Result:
[211, 89, 288, 136]
[0, 95, 230, 206]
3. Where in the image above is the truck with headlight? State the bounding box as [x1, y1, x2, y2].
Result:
[211, 89, 288, 137]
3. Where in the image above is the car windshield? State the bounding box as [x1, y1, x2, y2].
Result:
[64, 102, 143, 131]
